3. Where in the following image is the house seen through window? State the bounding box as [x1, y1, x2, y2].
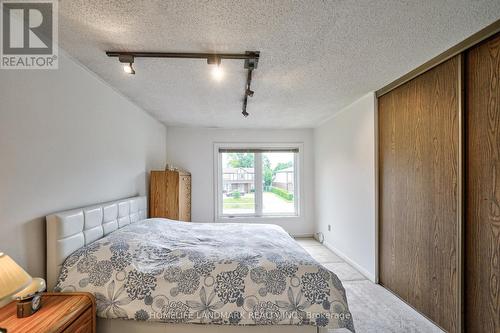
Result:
[218, 147, 298, 217]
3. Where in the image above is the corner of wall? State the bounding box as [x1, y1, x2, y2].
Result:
[313, 91, 377, 281]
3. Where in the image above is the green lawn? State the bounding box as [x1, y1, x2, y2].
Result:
[223, 196, 255, 204]
[223, 194, 255, 209]
[223, 191, 293, 210]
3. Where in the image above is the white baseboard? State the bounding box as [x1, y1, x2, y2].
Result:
[323, 240, 377, 283]
[291, 233, 314, 238]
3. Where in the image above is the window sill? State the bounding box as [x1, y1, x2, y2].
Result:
[216, 215, 300, 223]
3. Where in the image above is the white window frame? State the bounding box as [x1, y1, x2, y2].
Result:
[214, 142, 303, 221]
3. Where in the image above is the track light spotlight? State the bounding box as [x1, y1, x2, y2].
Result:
[123, 63, 135, 74]
[206, 55, 224, 81]
[211, 64, 224, 82]
[242, 96, 249, 117]
[118, 55, 135, 75]
[206, 55, 221, 66]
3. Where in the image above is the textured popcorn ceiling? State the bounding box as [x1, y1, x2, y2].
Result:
[59, 1, 500, 128]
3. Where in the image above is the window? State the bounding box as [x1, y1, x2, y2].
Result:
[216, 145, 300, 218]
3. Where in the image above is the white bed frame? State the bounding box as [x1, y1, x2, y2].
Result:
[46, 196, 342, 333]
[46, 196, 148, 291]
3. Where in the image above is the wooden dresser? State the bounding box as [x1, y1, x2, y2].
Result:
[150, 170, 191, 221]
[0, 292, 95, 333]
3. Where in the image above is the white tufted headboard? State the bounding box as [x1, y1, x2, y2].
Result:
[46, 196, 147, 290]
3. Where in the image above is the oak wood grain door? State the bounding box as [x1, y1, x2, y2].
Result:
[465, 33, 500, 333]
[378, 56, 461, 332]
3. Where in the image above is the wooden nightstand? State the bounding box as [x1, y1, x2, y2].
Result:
[0, 292, 95, 333]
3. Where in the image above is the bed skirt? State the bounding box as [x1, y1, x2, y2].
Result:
[97, 318, 351, 333]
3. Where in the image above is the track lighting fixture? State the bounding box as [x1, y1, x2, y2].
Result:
[123, 63, 135, 74]
[242, 98, 249, 118]
[106, 50, 260, 117]
[118, 55, 135, 75]
[211, 64, 224, 82]
[241, 57, 256, 117]
[206, 54, 221, 66]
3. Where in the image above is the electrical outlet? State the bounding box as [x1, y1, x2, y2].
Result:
[328, 224, 331, 232]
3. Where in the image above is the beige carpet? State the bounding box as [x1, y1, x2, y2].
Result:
[295, 238, 444, 333]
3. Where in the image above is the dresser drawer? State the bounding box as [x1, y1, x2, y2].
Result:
[63, 308, 92, 333]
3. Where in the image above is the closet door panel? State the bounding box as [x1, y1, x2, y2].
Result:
[466, 34, 500, 333]
[379, 56, 460, 332]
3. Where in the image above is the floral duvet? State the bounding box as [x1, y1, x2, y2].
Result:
[55, 218, 354, 331]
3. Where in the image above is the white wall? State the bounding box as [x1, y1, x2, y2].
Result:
[314, 92, 377, 281]
[165, 127, 315, 236]
[0, 51, 167, 278]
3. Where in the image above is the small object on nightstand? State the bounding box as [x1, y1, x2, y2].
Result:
[13, 277, 46, 318]
[15, 294, 41, 318]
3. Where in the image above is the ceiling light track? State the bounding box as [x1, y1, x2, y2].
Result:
[242, 68, 254, 118]
[106, 50, 260, 118]
[106, 51, 259, 61]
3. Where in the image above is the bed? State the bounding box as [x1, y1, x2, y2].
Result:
[46, 196, 354, 333]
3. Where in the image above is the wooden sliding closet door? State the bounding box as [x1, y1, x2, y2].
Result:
[379, 56, 461, 332]
[466, 34, 500, 333]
